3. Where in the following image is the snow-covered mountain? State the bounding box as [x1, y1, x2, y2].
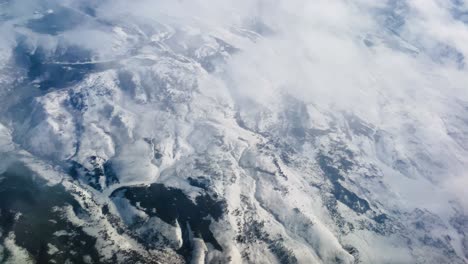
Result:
[0, 0, 468, 263]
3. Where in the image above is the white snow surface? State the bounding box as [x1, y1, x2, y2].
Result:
[0, 0, 467, 263]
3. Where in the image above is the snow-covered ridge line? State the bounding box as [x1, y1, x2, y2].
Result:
[0, 0, 468, 263]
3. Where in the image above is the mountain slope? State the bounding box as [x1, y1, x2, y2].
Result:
[0, 1, 467, 263]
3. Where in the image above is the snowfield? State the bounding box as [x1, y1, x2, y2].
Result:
[0, 0, 468, 263]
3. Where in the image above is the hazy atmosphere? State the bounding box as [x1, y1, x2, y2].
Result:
[0, 0, 467, 263]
